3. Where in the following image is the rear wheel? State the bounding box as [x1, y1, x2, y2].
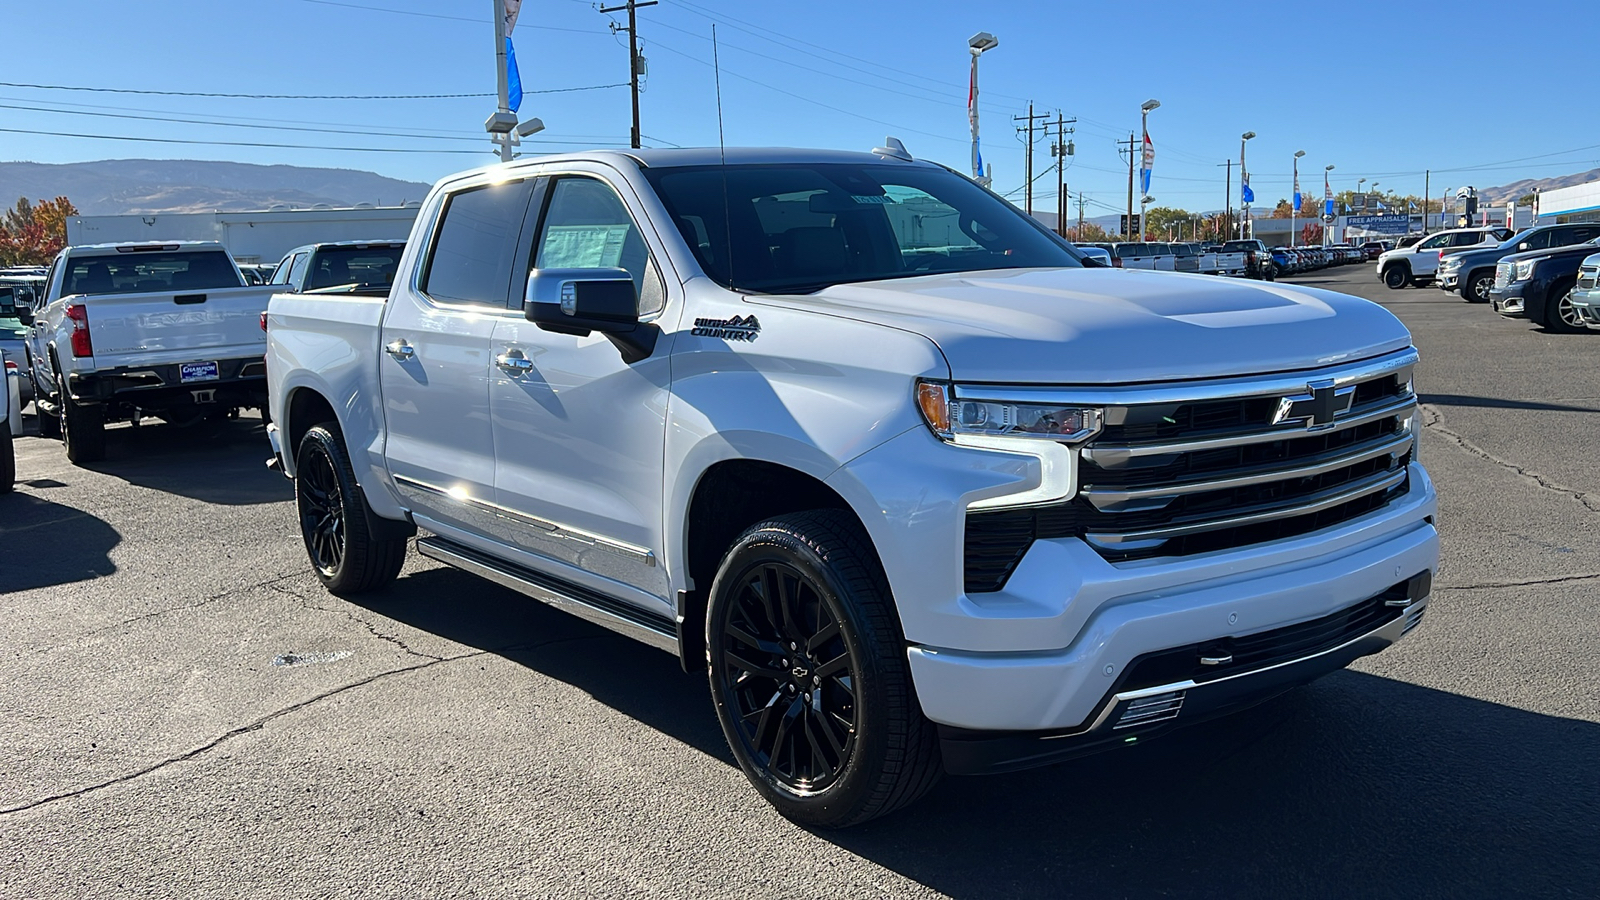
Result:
[1465, 271, 1493, 303]
[295, 423, 407, 595]
[1383, 265, 1410, 289]
[60, 395, 106, 464]
[707, 510, 941, 828]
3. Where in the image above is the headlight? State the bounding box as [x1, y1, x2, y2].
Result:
[916, 382, 1102, 509]
[917, 382, 1102, 442]
[1441, 257, 1463, 271]
[1514, 259, 1538, 282]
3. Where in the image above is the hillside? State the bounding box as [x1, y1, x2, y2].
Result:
[1479, 168, 1600, 205]
[0, 159, 435, 215]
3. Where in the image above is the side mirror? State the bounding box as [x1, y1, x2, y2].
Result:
[524, 267, 657, 364]
[15, 307, 32, 326]
[1518, 243, 1530, 251]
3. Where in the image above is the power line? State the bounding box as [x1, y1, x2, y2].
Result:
[0, 80, 625, 101]
[0, 125, 490, 155]
[0, 101, 625, 147]
[291, 0, 606, 34]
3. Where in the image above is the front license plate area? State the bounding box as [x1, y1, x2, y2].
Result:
[180, 361, 220, 383]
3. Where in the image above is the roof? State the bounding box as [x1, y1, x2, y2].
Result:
[67, 240, 227, 255]
[443, 146, 941, 185]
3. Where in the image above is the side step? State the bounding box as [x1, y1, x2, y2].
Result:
[415, 536, 678, 655]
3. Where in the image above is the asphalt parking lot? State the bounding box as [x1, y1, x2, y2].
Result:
[2, 268, 1597, 899]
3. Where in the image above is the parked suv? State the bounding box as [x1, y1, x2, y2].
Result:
[1488, 236, 1600, 332]
[265, 146, 1437, 827]
[1438, 224, 1600, 303]
[269, 241, 407, 295]
[1375, 227, 1511, 289]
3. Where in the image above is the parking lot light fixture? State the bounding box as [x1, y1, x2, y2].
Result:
[1292, 149, 1306, 247]
[968, 32, 998, 186]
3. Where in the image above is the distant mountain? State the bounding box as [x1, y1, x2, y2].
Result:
[0, 159, 435, 215]
[1480, 168, 1600, 205]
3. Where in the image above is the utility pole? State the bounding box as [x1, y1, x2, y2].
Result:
[1013, 105, 1048, 217]
[1217, 160, 1232, 241]
[1119, 133, 1137, 239]
[1078, 193, 1086, 236]
[1423, 169, 1431, 235]
[600, 0, 657, 149]
[1048, 111, 1076, 236]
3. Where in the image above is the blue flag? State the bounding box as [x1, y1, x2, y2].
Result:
[1241, 174, 1254, 204]
[506, 36, 523, 112]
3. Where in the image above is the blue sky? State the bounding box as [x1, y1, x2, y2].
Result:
[4, 0, 1598, 216]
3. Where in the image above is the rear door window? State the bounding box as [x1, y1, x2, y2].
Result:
[423, 179, 536, 307]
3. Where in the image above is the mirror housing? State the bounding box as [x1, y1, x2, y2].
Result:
[524, 267, 657, 364]
[14, 306, 32, 326]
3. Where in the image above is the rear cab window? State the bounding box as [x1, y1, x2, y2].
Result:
[63, 250, 243, 296]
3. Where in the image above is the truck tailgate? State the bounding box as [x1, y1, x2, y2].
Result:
[76, 285, 275, 369]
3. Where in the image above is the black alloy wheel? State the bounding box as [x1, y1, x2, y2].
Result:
[297, 436, 346, 579]
[717, 559, 858, 795]
[1383, 265, 1409, 289]
[1466, 271, 1493, 303]
[707, 511, 942, 828]
[294, 423, 407, 595]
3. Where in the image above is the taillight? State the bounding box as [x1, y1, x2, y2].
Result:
[260, 311, 269, 332]
[4, 360, 16, 372]
[1112, 257, 1123, 267]
[66, 303, 93, 358]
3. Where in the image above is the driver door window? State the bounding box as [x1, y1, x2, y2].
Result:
[535, 177, 663, 316]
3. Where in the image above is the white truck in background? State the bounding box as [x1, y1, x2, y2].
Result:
[22, 241, 276, 463]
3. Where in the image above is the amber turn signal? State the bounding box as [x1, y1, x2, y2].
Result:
[916, 382, 951, 436]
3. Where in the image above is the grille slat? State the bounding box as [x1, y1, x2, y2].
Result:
[963, 351, 1418, 592]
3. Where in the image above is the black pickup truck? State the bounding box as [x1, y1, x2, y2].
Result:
[1489, 236, 1600, 333]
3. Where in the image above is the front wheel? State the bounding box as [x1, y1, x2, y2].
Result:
[1383, 265, 1410, 289]
[706, 510, 942, 828]
[1465, 272, 1493, 303]
[1541, 284, 1586, 334]
[295, 423, 407, 595]
[0, 417, 14, 492]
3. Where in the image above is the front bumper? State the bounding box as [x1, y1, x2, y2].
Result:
[1490, 281, 1532, 317]
[1436, 269, 1462, 291]
[1569, 287, 1600, 328]
[937, 572, 1431, 775]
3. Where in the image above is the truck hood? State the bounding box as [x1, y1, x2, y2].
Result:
[757, 268, 1410, 384]
[1499, 243, 1600, 266]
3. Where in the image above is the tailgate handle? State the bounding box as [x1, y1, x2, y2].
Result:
[174, 294, 207, 305]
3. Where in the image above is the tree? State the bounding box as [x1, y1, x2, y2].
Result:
[1065, 222, 1110, 243]
[1143, 206, 1195, 241]
[1268, 198, 1295, 219]
[1301, 223, 1323, 245]
[0, 195, 77, 267]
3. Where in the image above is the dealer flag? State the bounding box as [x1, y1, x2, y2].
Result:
[505, 0, 524, 112]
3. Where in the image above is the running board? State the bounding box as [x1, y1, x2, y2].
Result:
[415, 536, 678, 655]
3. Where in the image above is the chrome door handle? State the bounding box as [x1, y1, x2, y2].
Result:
[496, 351, 534, 374]
[385, 339, 415, 360]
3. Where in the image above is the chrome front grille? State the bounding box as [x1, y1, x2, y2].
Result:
[1578, 265, 1599, 293]
[961, 350, 1419, 590]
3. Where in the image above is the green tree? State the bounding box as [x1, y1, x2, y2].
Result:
[1143, 206, 1195, 241]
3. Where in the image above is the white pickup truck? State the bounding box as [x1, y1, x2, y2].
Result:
[266, 146, 1438, 827]
[1374, 226, 1511, 289]
[23, 241, 276, 462]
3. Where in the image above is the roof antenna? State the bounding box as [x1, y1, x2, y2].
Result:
[713, 24, 735, 293]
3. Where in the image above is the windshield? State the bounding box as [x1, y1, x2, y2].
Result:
[64, 251, 242, 296]
[643, 162, 1082, 293]
[304, 245, 404, 290]
[0, 287, 24, 339]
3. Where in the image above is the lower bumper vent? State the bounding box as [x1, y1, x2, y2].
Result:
[1114, 691, 1186, 729]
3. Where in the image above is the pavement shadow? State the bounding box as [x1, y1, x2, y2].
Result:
[357, 565, 733, 763]
[1421, 393, 1600, 414]
[0, 492, 121, 591]
[85, 414, 292, 506]
[352, 566, 1600, 896]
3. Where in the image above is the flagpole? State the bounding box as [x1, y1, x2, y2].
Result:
[492, 0, 513, 162]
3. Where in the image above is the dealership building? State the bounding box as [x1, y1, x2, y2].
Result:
[1534, 181, 1600, 224]
[65, 205, 423, 266]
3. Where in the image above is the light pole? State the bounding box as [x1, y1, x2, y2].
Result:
[1138, 99, 1159, 241]
[1324, 164, 1335, 246]
[967, 32, 998, 187]
[1140, 195, 1154, 239]
[1291, 149, 1306, 247]
[1240, 131, 1255, 238]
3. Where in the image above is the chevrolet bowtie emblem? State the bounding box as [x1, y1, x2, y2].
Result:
[1271, 379, 1354, 430]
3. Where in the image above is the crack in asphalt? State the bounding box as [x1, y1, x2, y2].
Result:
[1422, 404, 1600, 514]
[41, 571, 305, 651]
[1438, 571, 1600, 592]
[0, 636, 601, 817]
[268, 582, 443, 661]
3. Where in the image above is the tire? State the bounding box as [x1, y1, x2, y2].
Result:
[34, 372, 60, 439]
[61, 397, 106, 464]
[1382, 265, 1410, 289]
[294, 423, 407, 595]
[0, 417, 14, 493]
[1541, 283, 1585, 334]
[1464, 271, 1493, 303]
[706, 510, 941, 828]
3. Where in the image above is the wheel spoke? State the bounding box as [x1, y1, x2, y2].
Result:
[814, 650, 850, 679]
[773, 567, 807, 644]
[802, 710, 834, 776]
[726, 623, 782, 655]
[724, 650, 784, 681]
[805, 617, 840, 655]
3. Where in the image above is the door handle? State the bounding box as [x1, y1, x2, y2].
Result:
[496, 351, 534, 375]
[385, 339, 415, 360]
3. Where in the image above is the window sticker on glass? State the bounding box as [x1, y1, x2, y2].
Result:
[852, 195, 897, 205]
[539, 224, 632, 269]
